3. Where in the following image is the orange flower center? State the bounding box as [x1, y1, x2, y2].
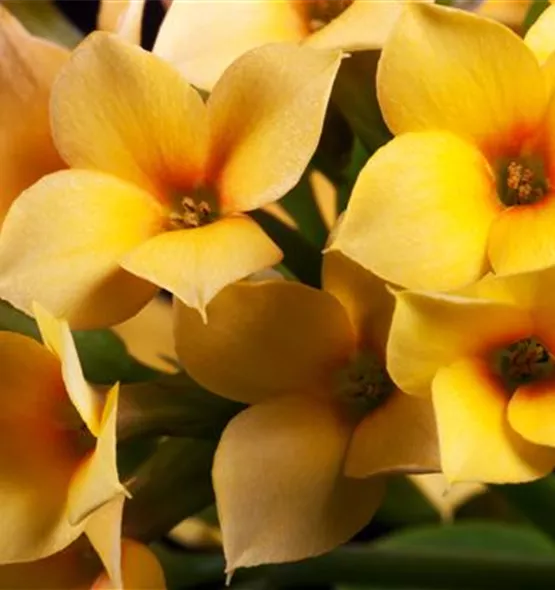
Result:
[334, 350, 393, 414]
[168, 196, 214, 230]
[296, 0, 354, 33]
[497, 156, 550, 206]
[492, 337, 554, 393]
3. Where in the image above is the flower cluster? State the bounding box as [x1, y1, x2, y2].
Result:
[3, 0, 555, 586]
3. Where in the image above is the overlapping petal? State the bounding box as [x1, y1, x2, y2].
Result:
[378, 3, 546, 155]
[330, 131, 499, 291]
[97, 0, 145, 45]
[323, 250, 394, 355]
[0, 170, 163, 329]
[154, 0, 306, 91]
[213, 395, 385, 571]
[174, 279, 355, 404]
[432, 357, 555, 483]
[524, 5, 555, 66]
[51, 32, 209, 200]
[207, 43, 342, 213]
[508, 380, 555, 447]
[0, 6, 67, 221]
[387, 290, 533, 397]
[345, 390, 440, 478]
[122, 215, 282, 317]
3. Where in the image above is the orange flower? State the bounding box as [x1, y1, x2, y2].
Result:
[331, 3, 555, 291]
[174, 252, 439, 571]
[0, 33, 341, 328]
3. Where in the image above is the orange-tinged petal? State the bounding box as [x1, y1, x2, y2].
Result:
[122, 215, 282, 317]
[432, 357, 555, 483]
[524, 4, 555, 65]
[0, 6, 67, 220]
[97, 0, 145, 45]
[34, 302, 102, 436]
[214, 396, 385, 571]
[51, 32, 208, 199]
[207, 43, 342, 213]
[153, 0, 306, 91]
[388, 290, 533, 397]
[477, 0, 529, 30]
[85, 495, 125, 589]
[0, 170, 163, 329]
[0, 331, 81, 562]
[508, 380, 555, 447]
[378, 3, 546, 155]
[488, 196, 555, 275]
[322, 250, 393, 355]
[345, 390, 440, 478]
[68, 384, 125, 527]
[93, 539, 166, 590]
[174, 279, 354, 404]
[306, 0, 407, 51]
[330, 132, 499, 291]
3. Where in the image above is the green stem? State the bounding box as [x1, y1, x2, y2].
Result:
[492, 476, 555, 540]
[154, 544, 555, 589]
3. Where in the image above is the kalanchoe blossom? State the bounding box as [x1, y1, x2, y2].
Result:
[0, 6, 67, 223]
[174, 252, 439, 571]
[0, 303, 126, 586]
[152, 0, 427, 91]
[330, 3, 555, 292]
[387, 266, 555, 484]
[0, 33, 341, 328]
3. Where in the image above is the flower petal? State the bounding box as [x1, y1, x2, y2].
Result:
[524, 4, 555, 65]
[68, 384, 125, 528]
[97, 0, 145, 45]
[51, 32, 208, 199]
[508, 380, 555, 447]
[154, 0, 306, 91]
[207, 43, 342, 213]
[388, 290, 533, 397]
[323, 250, 394, 356]
[214, 396, 385, 571]
[433, 357, 555, 483]
[330, 131, 499, 291]
[345, 390, 440, 478]
[0, 170, 163, 329]
[174, 278, 354, 404]
[488, 196, 555, 275]
[0, 6, 67, 220]
[0, 332, 80, 561]
[378, 3, 545, 155]
[122, 215, 282, 317]
[306, 0, 407, 51]
[85, 495, 125, 589]
[34, 302, 102, 436]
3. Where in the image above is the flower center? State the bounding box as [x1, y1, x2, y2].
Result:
[334, 350, 394, 415]
[297, 0, 354, 33]
[497, 157, 550, 206]
[492, 337, 554, 393]
[168, 197, 213, 230]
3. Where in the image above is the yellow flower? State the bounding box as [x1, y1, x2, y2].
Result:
[0, 538, 165, 590]
[331, 3, 555, 291]
[0, 303, 126, 586]
[0, 6, 68, 223]
[387, 267, 555, 484]
[174, 252, 439, 571]
[0, 33, 341, 328]
[151, 0, 422, 91]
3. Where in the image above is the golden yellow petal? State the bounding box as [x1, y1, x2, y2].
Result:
[97, 0, 145, 45]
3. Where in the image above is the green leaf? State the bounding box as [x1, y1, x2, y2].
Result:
[3, 0, 82, 47]
[0, 300, 158, 384]
[523, 0, 550, 33]
[375, 521, 555, 556]
[337, 137, 370, 214]
[249, 210, 322, 288]
[118, 372, 244, 441]
[123, 437, 217, 542]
